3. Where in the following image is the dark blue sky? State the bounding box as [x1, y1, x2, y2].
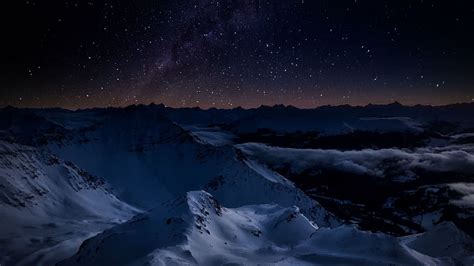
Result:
[2, 0, 474, 109]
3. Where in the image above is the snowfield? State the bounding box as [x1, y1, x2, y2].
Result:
[60, 191, 473, 265]
[0, 141, 139, 265]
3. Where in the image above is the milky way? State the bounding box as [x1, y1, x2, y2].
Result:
[2, 0, 474, 109]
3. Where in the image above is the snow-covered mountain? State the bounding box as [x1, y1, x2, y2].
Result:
[0, 141, 138, 265]
[47, 106, 337, 227]
[236, 142, 474, 236]
[152, 102, 474, 135]
[1, 103, 474, 265]
[60, 191, 473, 265]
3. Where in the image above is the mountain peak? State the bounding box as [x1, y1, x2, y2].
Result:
[388, 101, 403, 106]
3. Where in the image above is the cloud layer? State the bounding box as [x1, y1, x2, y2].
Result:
[237, 143, 474, 177]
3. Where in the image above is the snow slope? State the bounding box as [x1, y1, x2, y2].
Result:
[183, 125, 236, 146]
[401, 222, 474, 264]
[0, 141, 138, 266]
[49, 106, 337, 227]
[60, 191, 472, 265]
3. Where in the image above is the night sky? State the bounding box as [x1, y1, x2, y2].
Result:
[2, 0, 474, 109]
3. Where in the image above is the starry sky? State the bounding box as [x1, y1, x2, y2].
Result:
[2, 0, 474, 109]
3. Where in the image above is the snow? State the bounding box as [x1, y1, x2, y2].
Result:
[183, 125, 236, 146]
[60, 191, 472, 265]
[2, 105, 474, 265]
[242, 158, 294, 186]
[48, 108, 337, 227]
[17, 231, 100, 266]
[401, 222, 474, 264]
[414, 210, 443, 230]
[0, 141, 139, 265]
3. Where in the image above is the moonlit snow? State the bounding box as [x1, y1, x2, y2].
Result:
[1, 104, 474, 265]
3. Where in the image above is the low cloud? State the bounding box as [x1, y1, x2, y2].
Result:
[449, 183, 474, 208]
[237, 143, 474, 177]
